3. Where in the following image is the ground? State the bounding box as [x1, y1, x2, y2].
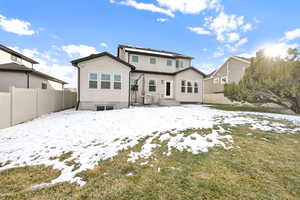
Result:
[0, 105, 300, 199]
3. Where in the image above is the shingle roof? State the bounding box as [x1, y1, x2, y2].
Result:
[0, 44, 39, 64]
[118, 44, 193, 59]
[71, 51, 136, 70]
[0, 63, 67, 84]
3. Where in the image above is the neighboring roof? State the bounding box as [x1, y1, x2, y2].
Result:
[0, 63, 67, 84]
[175, 67, 207, 77]
[205, 56, 251, 79]
[71, 51, 136, 70]
[133, 67, 206, 77]
[118, 44, 193, 59]
[0, 44, 39, 64]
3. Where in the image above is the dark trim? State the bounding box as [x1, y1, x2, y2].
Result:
[133, 70, 175, 76]
[128, 71, 131, 107]
[26, 72, 30, 88]
[76, 67, 80, 110]
[0, 44, 39, 64]
[125, 50, 176, 59]
[71, 52, 136, 70]
[176, 67, 207, 77]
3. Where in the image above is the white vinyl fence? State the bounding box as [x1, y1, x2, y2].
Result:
[0, 87, 77, 129]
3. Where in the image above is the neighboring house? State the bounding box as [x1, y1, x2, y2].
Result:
[72, 45, 206, 110]
[204, 56, 251, 94]
[0, 44, 67, 92]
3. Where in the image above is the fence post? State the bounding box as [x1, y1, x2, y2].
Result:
[9, 86, 14, 126]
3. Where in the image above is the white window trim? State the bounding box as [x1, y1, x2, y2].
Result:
[113, 73, 122, 89]
[100, 73, 112, 89]
[221, 76, 228, 84]
[131, 55, 139, 63]
[88, 72, 98, 89]
[148, 79, 157, 92]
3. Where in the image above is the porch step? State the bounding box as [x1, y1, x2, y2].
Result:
[159, 99, 181, 106]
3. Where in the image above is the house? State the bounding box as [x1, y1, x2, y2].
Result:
[0, 44, 67, 92]
[71, 45, 206, 110]
[204, 56, 251, 94]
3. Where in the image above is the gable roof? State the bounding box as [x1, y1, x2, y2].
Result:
[0, 44, 39, 64]
[205, 56, 251, 79]
[71, 51, 136, 70]
[0, 63, 67, 84]
[175, 67, 207, 77]
[118, 44, 193, 59]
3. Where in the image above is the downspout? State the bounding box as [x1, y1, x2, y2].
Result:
[26, 72, 30, 88]
[75, 66, 80, 110]
[128, 71, 131, 108]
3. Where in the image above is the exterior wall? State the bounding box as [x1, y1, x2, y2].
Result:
[203, 93, 233, 105]
[118, 48, 191, 73]
[204, 58, 250, 94]
[29, 74, 63, 90]
[175, 70, 204, 103]
[0, 49, 33, 68]
[78, 55, 131, 110]
[0, 71, 28, 92]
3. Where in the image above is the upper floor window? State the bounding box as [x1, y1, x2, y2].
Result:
[167, 59, 173, 66]
[89, 72, 98, 89]
[113, 74, 122, 89]
[11, 55, 22, 64]
[42, 82, 47, 90]
[176, 60, 184, 69]
[132, 55, 139, 63]
[148, 80, 156, 92]
[101, 73, 111, 89]
[150, 57, 156, 64]
[194, 82, 199, 93]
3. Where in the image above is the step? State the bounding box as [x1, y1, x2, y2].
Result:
[159, 99, 181, 106]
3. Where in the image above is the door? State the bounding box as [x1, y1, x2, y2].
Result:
[165, 81, 173, 98]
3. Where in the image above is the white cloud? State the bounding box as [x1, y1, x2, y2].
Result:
[100, 42, 108, 48]
[156, 18, 168, 22]
[0, 14, 35, 35]
[187, 26, 211, 35]
[156, 0, 221, 14]
[281, 28, 300, 41]
[241, 23, 252, 32]
[62, 45, 98, 58]
[119, 0, 174, 17]
[227, 32, 240, 42]
[213, 47, 224, 57]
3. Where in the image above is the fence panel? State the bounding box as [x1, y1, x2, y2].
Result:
[0, 92, 11, 129]
[11, 88, 37, 125]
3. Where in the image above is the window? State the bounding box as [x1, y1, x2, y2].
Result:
[194, 82, 198, 93]
[113, 74, 122, 89]
[11, 55, 22, 64]
[132, 55, 139, 63]
[167, 59, 173, 66]
[148, 80, 156, 92]
[221, 76, 228, 84]
[101, 73, 111, 89]
[176, 60, 184, 69]
[130, 77, 139, 91]
[42, 83, 47, 89]
[150, 57, 156, 64]
[213, 77, 219, 84]
[187, 81, 193, 93]
[181, 80, 186, 93]
[89, 72, 98, 89]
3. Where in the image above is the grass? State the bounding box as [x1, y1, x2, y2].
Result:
[0, 125, 300, 199]
[207, 104, 279, 114]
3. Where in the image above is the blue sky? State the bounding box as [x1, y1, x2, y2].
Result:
[1, 0, 300, 87]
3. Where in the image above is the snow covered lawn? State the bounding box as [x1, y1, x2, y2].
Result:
[0, 105, 300, 187]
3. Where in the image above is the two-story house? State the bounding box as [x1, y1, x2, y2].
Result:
[71, 45, 206, 110]
[0, 44, 67, 92]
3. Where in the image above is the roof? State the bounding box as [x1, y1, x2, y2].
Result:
[205, 56, 251, 79]
[133, 67, 206, 77]
[71, 51, 136, 70]
[176, 67, 207, 77]
[118, 44, 193, 59]
[0, 63, 67, 84]
[0, 44, 39, 64]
